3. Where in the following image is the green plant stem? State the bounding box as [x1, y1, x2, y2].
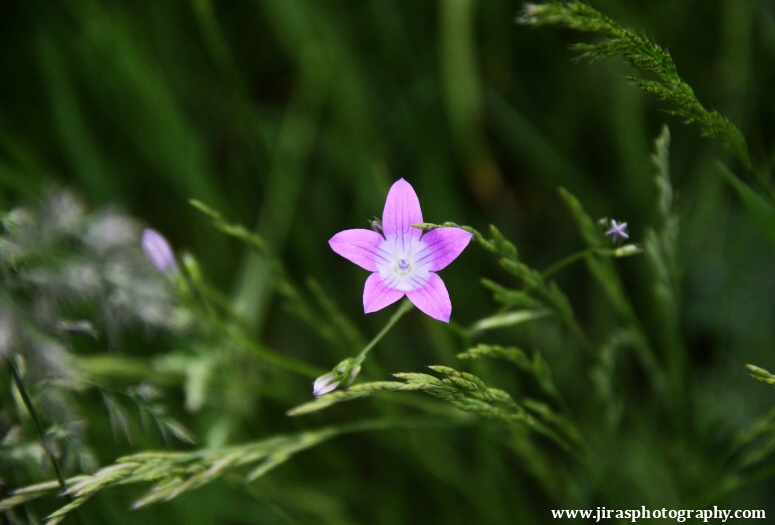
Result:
[353, 300, 414, 368]
[215, 324, 324, 379]
[6, 357, 67, 492]
[541, 248, 595, 279]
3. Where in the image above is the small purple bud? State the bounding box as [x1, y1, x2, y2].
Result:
[0, 307, 12, 359]
[605, 219, 630, 244]
[141, 228, 179, 275]
[313, 372, 340, 397]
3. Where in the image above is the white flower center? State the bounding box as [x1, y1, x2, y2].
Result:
[377, 235, 431, 292]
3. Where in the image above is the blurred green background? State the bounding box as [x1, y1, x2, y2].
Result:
[2, 0, 775, 523]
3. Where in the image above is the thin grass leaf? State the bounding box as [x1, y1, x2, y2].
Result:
[190, 199, 267, 253]
[732, 407, 775, 473]
[130, 477, 187, 509]
[469, 309, 550, 334]
[46, 495, 91, 521]
[717, 163, 775, 246]
[0, 492, 48, 513]
[245, 453, 291, 483]
[523, 398, 583, 449]
[159, 418, 197, 445]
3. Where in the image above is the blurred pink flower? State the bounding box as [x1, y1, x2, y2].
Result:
[141, 228, 179, 276]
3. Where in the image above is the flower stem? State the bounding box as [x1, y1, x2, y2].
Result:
[6, 357, 68, 492]
[353, 299, 414, 368]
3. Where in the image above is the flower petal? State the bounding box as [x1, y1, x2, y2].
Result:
[329, 229, 389, 272]
[382, 178, 423, 249]
[415, 228, 473, 271]
[363, 273, 405, 313]
[405, 273, 452, 323]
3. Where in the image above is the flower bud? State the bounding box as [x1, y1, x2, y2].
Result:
[0, 307, 12, 359]
[141, 228, 179, 276]
[181, 252, 202, 283]
[312, 372, 340, 397]
[614, 244, 643, 257]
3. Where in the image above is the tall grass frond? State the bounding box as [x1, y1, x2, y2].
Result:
[643, 127, 685, 397]
[415, 222, 589, 350]
[289, 363, 579, 451]
[0, 420, 427, 522]
[519, 1, 753, 172]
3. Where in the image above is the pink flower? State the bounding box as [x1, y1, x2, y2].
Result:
[329, 179, 472, 323]
[141, 228, 179, 276]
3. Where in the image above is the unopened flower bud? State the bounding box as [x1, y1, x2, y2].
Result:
[141, 228, 179, 276]
[313, 372, 340, 397]
[181, 252, 201, 283]
[0, 307, 12, 359]
[614, 244, 642, 257]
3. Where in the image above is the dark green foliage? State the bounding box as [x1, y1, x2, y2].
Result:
[520, 1, 753, 171]
[2, 1, 775, 524]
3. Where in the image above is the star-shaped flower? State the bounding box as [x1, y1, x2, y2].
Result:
[605, 219, 629, 244]
[329, 179, 473, 323]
